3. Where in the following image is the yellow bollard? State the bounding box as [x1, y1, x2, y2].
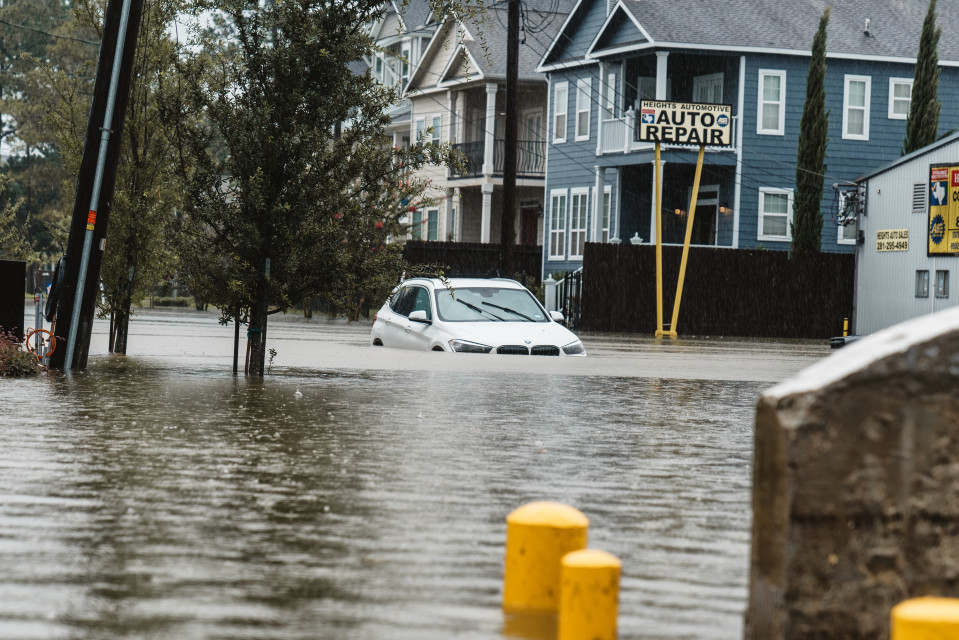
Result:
[843, 317, 849, 337]
[891, 597, 959, 639]
[503, 502, 589, 613]
[558, 549, 621, 640]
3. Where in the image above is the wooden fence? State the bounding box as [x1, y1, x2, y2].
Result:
[580, 243, 855, 339]
[403, 241, 543, 286]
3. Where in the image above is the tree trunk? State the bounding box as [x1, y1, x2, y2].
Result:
[248, 275, 268, 377]
[303, 296, 312, 319]
[113, 295, 133, 354]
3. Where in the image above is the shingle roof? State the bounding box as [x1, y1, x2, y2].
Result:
[396, 0, 432, 31]
[463, 2, 574, 79]
[614, 0, 959, 62]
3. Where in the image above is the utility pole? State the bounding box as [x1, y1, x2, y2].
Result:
[500, 0, 519, 277]
[49, 0, 145, 370]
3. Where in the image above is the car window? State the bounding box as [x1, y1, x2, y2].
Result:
[390, 287, 415, 317]
[435, 286, 548, 322]
[411, 287, 432, 320]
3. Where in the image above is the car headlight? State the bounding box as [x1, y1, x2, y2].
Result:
[449, 339, 493, 353]
[562, 340, 586, 356]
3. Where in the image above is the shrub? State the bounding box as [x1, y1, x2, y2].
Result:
[0, 329, 41, 378]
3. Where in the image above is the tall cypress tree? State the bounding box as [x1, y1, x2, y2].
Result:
[792, 7, 830, 256]
[903, 0, 941, 155]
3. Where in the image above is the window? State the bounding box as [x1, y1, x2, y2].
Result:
[758, 188, 793, 241]
[411, 286, 432, 320]
[450, 205, 457, 240]
[549, 190, 567, 260]
[913, 182, 926, 215]
[569, 189, 589, 259]
[553, 82, 568, 143]
[431, 115, 441, 144]
[575, 78, 591, 140]
[415, 117, 425, 142]
[426, 207, 438, 241]
[635, 76, 671, 108]
[916, 270, 930, 298]
[693, 72, 723, 103]
[936, 270, 949, 298]
[838, 222, 857, 245]
[843, 75, 871, 140]
[602, 72, 616, 120]
[415, 115, 441, 145]
[401, 43, 411, 81]
[411, 209, 423, 240]
[758, 70, 785, 135]
[375, 55, 383, 83]
[888, 78, 912, 119]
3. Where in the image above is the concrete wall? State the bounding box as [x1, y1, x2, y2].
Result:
[746, 306, 959, 639]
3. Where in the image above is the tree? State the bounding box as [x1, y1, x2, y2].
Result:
[903, 0, 941, 155]
[791, 7, 830, 256]
[169, 0, 458, 375]
[0, 174, 29, 260]
[42, 0, 184, 352]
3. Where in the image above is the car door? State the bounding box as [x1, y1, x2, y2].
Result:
[402, 286, 436, 350]
[379, 287, 414, 347]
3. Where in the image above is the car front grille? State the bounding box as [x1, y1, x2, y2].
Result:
[497, 345, 529, 355]
[531, 345, 560, 356]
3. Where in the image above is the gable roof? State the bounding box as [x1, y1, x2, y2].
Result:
[408, 1, 573, 93]
[541, 0, 959, 70]
[857, 131, 959, 183]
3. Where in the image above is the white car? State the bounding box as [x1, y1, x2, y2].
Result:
[371, 278, 586, 356]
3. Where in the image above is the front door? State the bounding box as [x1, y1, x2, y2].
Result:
[520, 205, 540, 246]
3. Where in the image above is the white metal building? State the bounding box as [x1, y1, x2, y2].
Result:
[854, 132, 959, 336]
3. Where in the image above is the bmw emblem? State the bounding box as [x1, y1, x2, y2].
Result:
[524, 339, 531, 344]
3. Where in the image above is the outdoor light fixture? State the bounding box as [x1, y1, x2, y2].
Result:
[720, 204, 732, 215]
[674, 208, 686, 216]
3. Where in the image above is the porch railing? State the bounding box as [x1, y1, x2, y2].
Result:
[599, 110, 740, 155]
[451, 140, 546, 177]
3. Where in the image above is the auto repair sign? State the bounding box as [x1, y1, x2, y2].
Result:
[928, 164, 959, 256]
[638, 100, 733, 147]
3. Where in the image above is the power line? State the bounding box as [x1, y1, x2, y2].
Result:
[0, 17, 100, 46]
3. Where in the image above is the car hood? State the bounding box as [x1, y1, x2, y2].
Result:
[441, 321, 580, 348]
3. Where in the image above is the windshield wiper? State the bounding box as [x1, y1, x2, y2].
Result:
[482, 301, 535, 321]
[457, 299, 504, 320]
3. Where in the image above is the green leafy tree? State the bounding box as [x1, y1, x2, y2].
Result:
[0, 174, 29, 260]
[903, 0, 941, 155]
[169, 0, 459, 375]
[792, 7, 830, 256]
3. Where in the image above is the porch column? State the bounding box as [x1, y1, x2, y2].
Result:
[450, 188, 462, 242]
[655, 51, 669, 100]
[393, 130, 403, 149]
[481, 183, 494, 243]
[448, 90, 457, 180]
[483, 82, 497, 175]
[592, 166, 606, 242]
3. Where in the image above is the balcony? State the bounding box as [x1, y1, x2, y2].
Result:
[599, 109, 739, 156]
[451, 140, 546, 178]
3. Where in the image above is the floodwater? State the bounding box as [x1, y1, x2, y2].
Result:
[1, 305, 830, 640]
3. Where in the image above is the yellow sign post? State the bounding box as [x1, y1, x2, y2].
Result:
[664, 144, 706, 338]
[654, 142, 664, 336]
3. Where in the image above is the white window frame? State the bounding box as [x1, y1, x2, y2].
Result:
[888, 77, 912, 120]
[548, 189, 568, 260]
[425, 206, 439, 241]
[414, 116, 426, 142]
[401, 42, 411, 81]
[916, 270, 930, 298]
[569, 188, 589, 259]
[553, 82, 568, 144]
[843, 75, 871, 140]
[757, 70, 786, 135]
[757, 187, 794, 242]
[575, 78, 591, 141]
[936, 270, 950, 298]
[431, 114, 442, 144]
[837, 222, 857, 245]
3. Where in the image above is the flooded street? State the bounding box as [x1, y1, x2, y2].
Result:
[1, 306, 830, 639]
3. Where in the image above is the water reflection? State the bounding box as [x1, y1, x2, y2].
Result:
[1, 348, 764, 639]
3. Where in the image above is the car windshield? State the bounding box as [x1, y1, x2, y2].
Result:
[435, 286, 548, 322]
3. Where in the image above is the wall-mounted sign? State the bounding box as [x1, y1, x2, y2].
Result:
[638, 100, 733, 147]
[876, 229, 908, 252]
[928, 164, 959, 256]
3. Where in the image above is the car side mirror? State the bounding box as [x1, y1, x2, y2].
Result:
[549, 310, 564, 323]
[409, 310, 431, 324]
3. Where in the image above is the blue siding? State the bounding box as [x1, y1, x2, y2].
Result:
[596, 11, 647, 52]
[546, 0, 609, 65]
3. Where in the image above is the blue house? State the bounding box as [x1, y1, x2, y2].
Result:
[536, 0, 959, 276]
